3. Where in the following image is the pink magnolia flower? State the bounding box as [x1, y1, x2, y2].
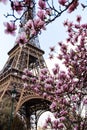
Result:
[60, 110, 68, 116]
[58, 0, 67, 6]
[16, 32, 28, 45]
[46, 117, 51, 123]
[34, 18, 46, 30]
[11, 0, 23, 14]
[45, 84, 52, 91]
[30, 29, 37, 36]
[34, 87, 39, 93]
[4, 22, 17, 35]
[40, 68, 48, 75]
[23, 68, 29, 75]
[63, 19, 68, 26]
[38, 0, 46, 9]
[74, 126, 78, 130]
[57, 54, 62, 60]
[81, 23, 87, 28]
[48, 95, 54, 100]
[45, 8, 52, 16]
[54, 112, 58, 118]
[49, 54, 54, 59]
[24, 83, 28, 88]
[52, 120, 59, 128]
[25, 19, 34, 30]
[55, 89, 62, 94]
[58, 123, 64, 128]
[43, 123, 48, 129]
[76, 15, 81, 23]
[0, 0, 7, 4]
[45, 77, 53, 84]
[74, 24, 80, 29]
[62, 84, 68, 91]
[43, 92, 47, 98]
[30, 77, 36, 83]
[71, 95, 77, 102]
[50, 101, 57, 111]
[55, 63, 60, 69]
[27, 70, 32, 77]
[39, 74, 46, 81]
[50, 46, 55, 52]
[22, 75, 28, 81]
[58, 71, 66, 80]
[59, 116, 66, 122]
[68, 1, 79, 13]
[83, 98, 87, 104]
[25, 18, 45, 35]
[37, 10, 46, 20]
[52, 67, 59, 75]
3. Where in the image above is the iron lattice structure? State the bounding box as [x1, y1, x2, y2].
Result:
[0, 43, 50, 129]
[0, 3, 50, 129]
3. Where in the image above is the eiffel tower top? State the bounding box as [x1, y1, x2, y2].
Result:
[14, 0, 41, 49]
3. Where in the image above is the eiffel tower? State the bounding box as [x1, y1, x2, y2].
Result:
[0, 3, 50, 130]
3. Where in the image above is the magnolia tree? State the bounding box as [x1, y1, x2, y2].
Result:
[0, 0, 87, 130]
[1, 0, 86, 43]
[22, 16, 87, 130]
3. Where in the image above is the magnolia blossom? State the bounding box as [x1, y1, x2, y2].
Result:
[4, 22, 17, 35]
[52, 120, 59, 129]
[22, 75, 28, 81]
[46, 116, 52, 123]
[44, 84, 52, 91]
[40, 68, 48, 75]
[1, 0, 81, 38]
[52, 67, 59, 75]
[25, 18, 46, 36]
[68, 1, 79, 13]
[50, 101, 57, 111]
[45, 8, 52, 16]
[37, 10, 46, 20]
[24, 19, 34, 30]
[38, 0, 46, 9]
[0, 0, 7, 4]
[24, 83, 28, 88]
[11, 0, 23, 14]
[50, 46, 55, 52]
[23, 68, 29, 74]
[76, 15, 82, 23]
[45, 76, 54, 84]
[43, 92, 48, 98]
[27, 16, 87, 129]
[59, 116, 66, 122]
[58, 0, 67, 6]
[58, 123, 64, 129]
[34, 18, 46, 30]
[16, 32, 28, 45]
[83, 98, 87, 104]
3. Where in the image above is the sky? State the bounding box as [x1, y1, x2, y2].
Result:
[0, 1, 87, 70]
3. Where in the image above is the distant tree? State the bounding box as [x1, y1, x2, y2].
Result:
[0, 96, 12, 130]
[11, 115, 26, 130]
[0, 95, 26, 130]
